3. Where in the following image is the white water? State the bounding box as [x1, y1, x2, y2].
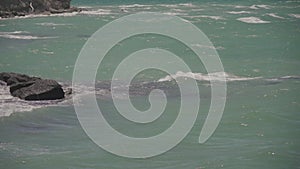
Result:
[0, 31, 57, 40]
[237, 17, 271, 23]
[158, 71, 261, 82]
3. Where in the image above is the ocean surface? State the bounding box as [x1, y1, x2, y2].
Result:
[0, 0, 300, 168]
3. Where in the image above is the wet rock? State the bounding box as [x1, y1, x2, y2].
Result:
[0, 0, 78, 18]
[0, 72, 40, 85]
[11, 79, 65, 100]
[0, 72, 64, 101]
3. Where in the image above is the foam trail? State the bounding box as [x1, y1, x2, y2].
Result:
[250, 5, 272, 9]
[178, 3, 195, 7]
[288, 14, 300, 19]
[237, 17, 270, 23]
[0, 82, 72, 117]
[0, 31, 57, 40]
[267, 13, 285, 19]
[119, 4, 150, 8]
[0, 12, 79, 20]
[162, 12, 187, 16]
[227, 11, 253, 14]
[197, 15, 224, 20]
[1, 74, 299, 117]
[0, 34, 57, 40]
[0, 85, 44, 117]
[80, 9, 112, 15]
[35, 22, 72, 26]
[158, 71, 261, 82]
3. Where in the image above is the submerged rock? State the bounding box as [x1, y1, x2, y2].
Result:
[0, 72, 64, 101]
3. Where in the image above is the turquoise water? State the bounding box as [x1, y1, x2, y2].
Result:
[0, 0, 300, 168]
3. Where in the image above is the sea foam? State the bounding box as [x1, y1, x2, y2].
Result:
[288, 14, 300, 19]
[237, 17, 270, 23]
[158, 71, 261, 82]
[267, 13, 285, 19]
[35, 22, 72, 26]
[0, 31, 57, 40]
[80, 9, 112, 15]
[227, 11, 253, 14]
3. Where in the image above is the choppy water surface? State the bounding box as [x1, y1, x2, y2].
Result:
[0, 0, 299, 169]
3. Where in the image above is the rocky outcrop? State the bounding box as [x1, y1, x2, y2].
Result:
[0, 72, 65, 101]
[0, 0, 79, 18]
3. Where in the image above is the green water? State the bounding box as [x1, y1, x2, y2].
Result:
[0, 1, 300, 169]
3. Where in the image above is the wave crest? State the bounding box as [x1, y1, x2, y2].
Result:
[158, 71, 261, 82]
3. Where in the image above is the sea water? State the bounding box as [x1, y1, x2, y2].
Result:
[0, 0, 299, 168]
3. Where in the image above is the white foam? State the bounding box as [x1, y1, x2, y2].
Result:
[288, 14, 300, 18]
[197, 15, 225, 20]
[256, 5, 272, 9]
[0, 86, 42, 117]
[249, 5, 258, 9]
[267, 13, 285, 19]
[119, 4, 150, 8]
[158, 71, 261, 82]
[80, 9, 112, 15]
[185, 15, 224, 20]
[227, 11, 253, 14]
[159, 4, 179, 8]
[162, 12, 187, 16]
[48, 12, 79, 17]
[0, 31, 57, 40]
[35, 22, 72, 26]
[250, 5, 271, 9]
[237, 17, 270, 23]
[171, 8, 185, 12]
[234, 5, 250, 9]
[0, 31, 56, 40]
[158, 3, 195, 8]
[0, 12, 79, 20]
[0, 31, 29, 34]
[233, 4, 271, 10]
[0, 82, 71, 117]
[191, 44, 224, 50]
[279, 75, 300, 79]
[77, 6, 93, 9]
[178, 3, 195, 7]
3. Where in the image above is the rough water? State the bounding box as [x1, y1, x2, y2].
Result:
[0, 0, 299, 169]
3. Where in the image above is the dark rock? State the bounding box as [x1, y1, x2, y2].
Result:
[64, 87, 72, 95]
[0, 72, 40, 85]
[0, 72, 65, 101]
[11, 79, 65, 100]
[9, 81, 35, 93]
[0, 0, 76, 18]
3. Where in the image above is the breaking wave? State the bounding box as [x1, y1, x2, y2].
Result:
[35, 22, 72, 26]
[266, 13, 285, 19]
[158, 71, 261, 82]
[227, 11, 253, 14]
[237, 17, 271, 23]
[288, 14, 300, 19]
[79, 9, 113, 15]
[0, 31, 57, 40]
[0, 85, 66, 117]
[1, 73, 299, 117]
